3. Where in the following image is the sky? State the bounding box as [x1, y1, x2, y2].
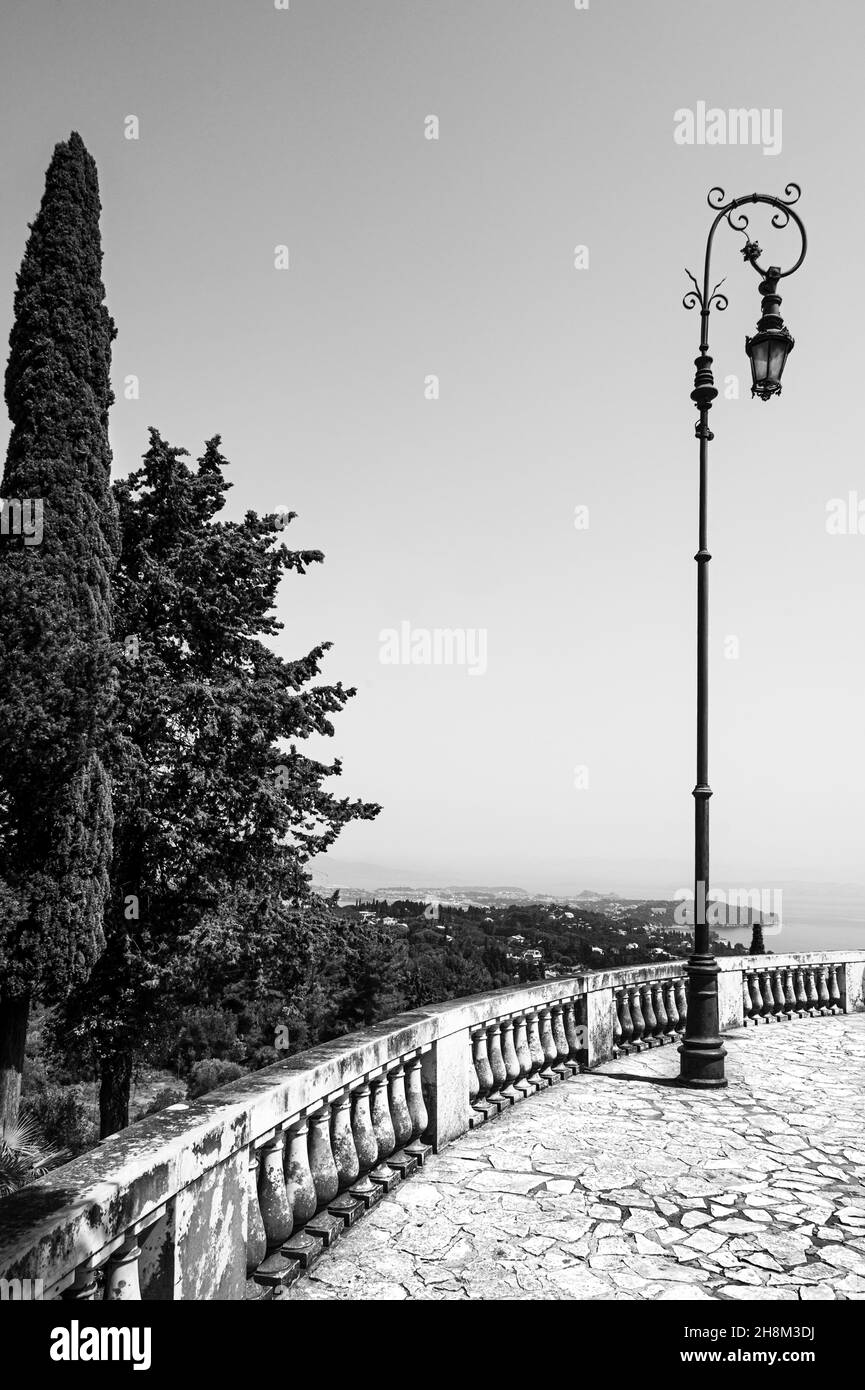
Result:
[1, 0, 863, 897]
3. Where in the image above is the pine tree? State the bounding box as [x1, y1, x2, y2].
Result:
[60, 430, 379, 1134]
[0, 133, 119, 1126]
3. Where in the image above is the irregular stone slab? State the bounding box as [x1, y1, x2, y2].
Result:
[681, 1211, 714, 1230]
[545, 1267, 616, 1299]
[464, 1170, 550, 1197]
[596, 1237, 632, 1256]
[544, 1179, 575, 1195]
[710, 1217, 763, 1235]
[719, 1285, 800, 1300]
[623, 1210, 667, 1233]
[819, 1245, 865, 1276]
[683, 1229, 729, 1254]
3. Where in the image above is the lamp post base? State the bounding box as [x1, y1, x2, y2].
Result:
[677, 953, 727, 1088]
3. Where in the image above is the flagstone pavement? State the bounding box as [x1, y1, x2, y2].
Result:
[280, 1013, 865, 1301]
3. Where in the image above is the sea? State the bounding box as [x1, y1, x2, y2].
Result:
[669, 882, 865, 955]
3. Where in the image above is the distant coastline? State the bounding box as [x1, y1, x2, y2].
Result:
[311, 866, 865, 955]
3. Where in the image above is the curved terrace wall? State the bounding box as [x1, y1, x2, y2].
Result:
[0, 950, 862, 1301]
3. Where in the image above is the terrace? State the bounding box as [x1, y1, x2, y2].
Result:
[0, 951, 863, 1301]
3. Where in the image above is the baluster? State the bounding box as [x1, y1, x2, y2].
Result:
[258, 1132, 293, 1250]
[827, 963, 842, 1015]
[619, 986, 634, 1048]
[759, 969, 775, 1021]
[526, 1008, 548, 1087]
[103, 1238, 142, 1301]
[472, 1027, 495, 1113]
[247, 1147, 267, 1273]
[765, 967, 778, 1018]
[562, 998, 582, 1071]
[550, 1003, 570, 1078]
[641, 982, 658, 1045]
[387, 1063, 418, 1177]
[468, 1033, 482, 1123]
[816, 965, 831, 1015]
[369, 1072, 398, 1189]
[652, 981, 670, 1042]
[752, 969, 766, 1020]
[308, 1106, 340, 1210]
[328, 1091, 363, 1226]
[783, 967, 797, 1017]
[538, 1006, 559, 1081]
[63, 1262, 101, 1301]
[486, 1020, 509, 1109]
[612, 990, 623, 1054]
[282, 1119, 320, 1265]
[806, 966, 819, 1015]
[500, 1017, 523, 1099]
[513, 1013, 534, 1094]
[664, 979, 679, 1035]
[389, 1063, 414, 1150]
[778, 973, 795, 1017]
[405, 1057, 432, 1162]
[611, 990, 623, 1055]
[284, 1119, 317, 1227]
[348, 1082, 381, 1209]
[674, 978, 688, 1032]
[331, 1091, 360, 1191]
[629, 985, 646, 1047]
[742, 972, 754, 1024]
[794, 966, 808, 1016]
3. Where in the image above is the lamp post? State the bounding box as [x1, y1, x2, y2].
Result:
[678, 185, 807, 1089]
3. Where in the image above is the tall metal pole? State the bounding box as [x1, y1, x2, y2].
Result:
[678, 330, 727, 1087]
[677, 184, 806, 1087]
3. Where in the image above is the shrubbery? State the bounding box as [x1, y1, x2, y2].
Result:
[187, 1059, 246, 1100]
[22, 1084, 98, 1159]
[137, 1086, 188, 1119]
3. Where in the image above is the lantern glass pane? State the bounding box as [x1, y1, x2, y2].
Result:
[749, 338, 770, 381]
[768, 338, 788, 382]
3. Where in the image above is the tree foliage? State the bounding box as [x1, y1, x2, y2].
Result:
[0, 130, 118, 1000]
[0, 132, 118, 1126]
[57, 429, 379, 1132]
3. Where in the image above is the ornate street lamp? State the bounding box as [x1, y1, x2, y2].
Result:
[679, 185, 807, 1088]
[745, 263, 795, 400]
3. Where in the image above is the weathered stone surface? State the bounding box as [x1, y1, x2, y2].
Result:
[282, 1014, 865, 1301]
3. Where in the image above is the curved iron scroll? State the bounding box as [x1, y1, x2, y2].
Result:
[684, 185, 807, 354]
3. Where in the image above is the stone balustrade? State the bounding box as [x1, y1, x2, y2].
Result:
[740, 960, 842, 1023]
[468, 998, 583, 1125]
[0, 948, 862, 1301]
[612, 975, 688, 1054]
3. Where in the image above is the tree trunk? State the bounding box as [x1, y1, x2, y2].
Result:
[99, 1050, 133, 1139]
[0, 994, 30, 1130]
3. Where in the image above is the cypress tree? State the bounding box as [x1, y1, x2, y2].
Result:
[0, 133, 118, 1126]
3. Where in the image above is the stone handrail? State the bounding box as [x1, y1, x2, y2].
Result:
[0, 949, 862, 1300]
